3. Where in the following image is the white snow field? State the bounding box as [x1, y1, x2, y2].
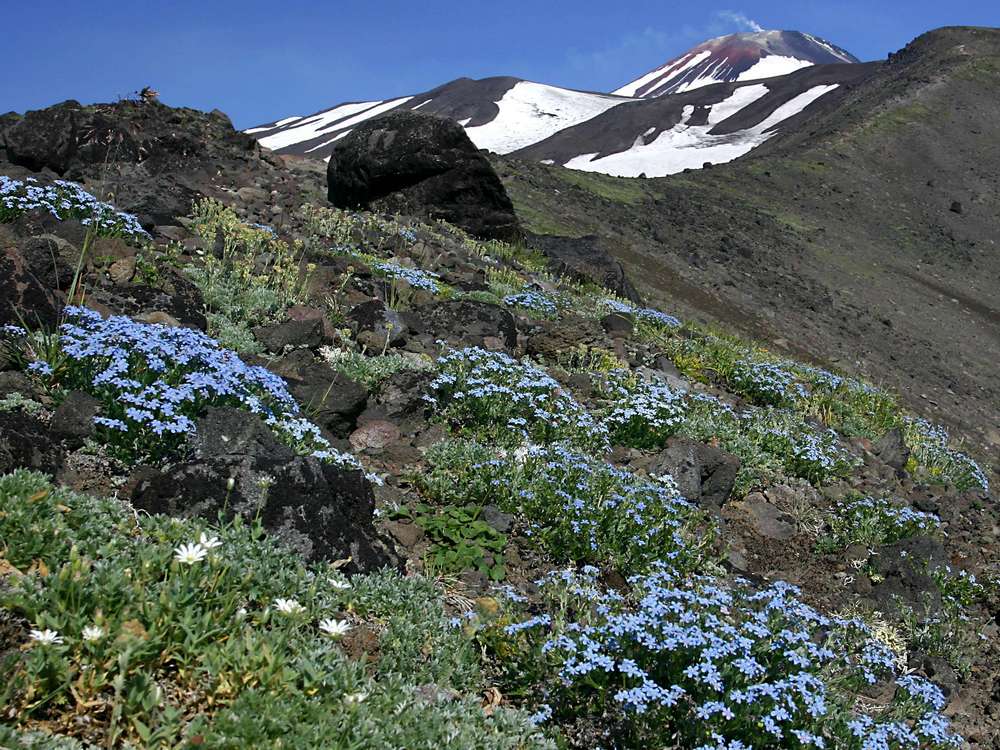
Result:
[463, 82, 631, 153]
[255, 97, 412, 152]
[564, 84, 839, 177]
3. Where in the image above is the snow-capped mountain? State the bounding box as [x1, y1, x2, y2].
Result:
[613, 31, 858, 98]
[247, 29, 862, 176]
[246, 78, 632, 160]
[519, 62, 875, 177]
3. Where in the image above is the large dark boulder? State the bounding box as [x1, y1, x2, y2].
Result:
[407, 299, 517, 351]
[528, 233, 642, 303]
[0, 237, 61, 329]
[326, 110, 521, 241]
[642, 437, 741, 509]
[130, 408, 394, 572]
[2, 99, 312, 229]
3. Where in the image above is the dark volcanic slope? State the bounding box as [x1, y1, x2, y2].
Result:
[614, 30, 860, 98]
[516, 62, 879, 171]
[499, 27, 1000, 461]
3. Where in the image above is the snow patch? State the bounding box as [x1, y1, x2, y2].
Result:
[255, 97, 412, 152]
[463, 81, 630, 154]
[613, 50, 711, 97]
[736, 55, 813, 82]
[563, 84, 838, 177]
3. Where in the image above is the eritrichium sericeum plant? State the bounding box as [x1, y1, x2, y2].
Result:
[420, 440, 709, 574]
[482, 567, 962, 750]
[15, 307, 358, 470]
[426, 347, 609, 450]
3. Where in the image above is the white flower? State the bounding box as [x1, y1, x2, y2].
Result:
[343, 691, 368, 705]
[274, 598, 305, 615]
[319, 618, 352, 638]
[329, 578, 352, 591]
[236, 607, 248, 619]
[81, 626, 105, 642]
[30, 629, 63, 645]
[174, 542, 208, 565]
[199, 533, 223, 550]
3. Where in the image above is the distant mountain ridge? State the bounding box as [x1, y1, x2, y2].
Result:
[613, 30, 859, 98]
[246, 28, 861, 176]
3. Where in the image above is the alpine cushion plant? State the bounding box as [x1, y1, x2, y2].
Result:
[496, 567, 962, 750]
[0, 176, 149, 241]
[817, 496, 941, 553]
[426, 347, 608, 450]
[902, 417, 990, 494]
[23, 306, 351, 466]
[419, 440, 708, 575]
[594, 369, 686, 450]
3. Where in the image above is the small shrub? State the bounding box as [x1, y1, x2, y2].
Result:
[903, 417, 990, 493]
[321, 347, 432, 393]
[187, 198, 311, 351]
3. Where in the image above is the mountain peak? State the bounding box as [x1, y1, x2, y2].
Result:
[613, 30, 859, 98]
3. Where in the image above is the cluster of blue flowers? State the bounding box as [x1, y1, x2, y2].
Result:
[821, 496, 940, 551]
[502, 290, 559, 317]
[510, 566, 961, 750]
[727, 359, 797, 407]
[904, 417, 990, 494]
[249, 222, 277, 237]
[370, 260, 442, 292]
[448, 443, 699, 572]
[603, 298, 682, 328]
[596, 370, 686, 450]
[28, 307, 351, 466]
[426, 347, 607, 450]
[0, 176, 148, 240]
[749, 408, 858, 484]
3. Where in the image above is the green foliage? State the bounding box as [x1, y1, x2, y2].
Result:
[903, 417, 990, 493]
[394, 502, 507, 580]
[186, 198, 312, 352]
[322, 348, 433, 393]
[681, 395, 858, 494]
[0, 471, 546, 748]
[0, 390, 45, 415]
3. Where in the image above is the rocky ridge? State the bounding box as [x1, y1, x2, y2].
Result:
[0, 91, 997, 748]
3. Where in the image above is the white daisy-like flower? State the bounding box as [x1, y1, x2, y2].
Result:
[199, 533, 222, 550]
[274, 598, 305, 615]
[329, 578, 352, 591]
[174, 542, 208, 565]
[81, 626, 105, 642]
[30, 629, 63, 645]
[236, 607, 248, 619]
[319, 618, 352, 638]
[343, 691, 368, 705]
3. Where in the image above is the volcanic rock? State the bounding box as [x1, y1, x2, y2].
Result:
[326, 110, 521, 241]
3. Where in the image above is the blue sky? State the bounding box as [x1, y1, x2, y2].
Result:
[2, 1, 997, 128]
